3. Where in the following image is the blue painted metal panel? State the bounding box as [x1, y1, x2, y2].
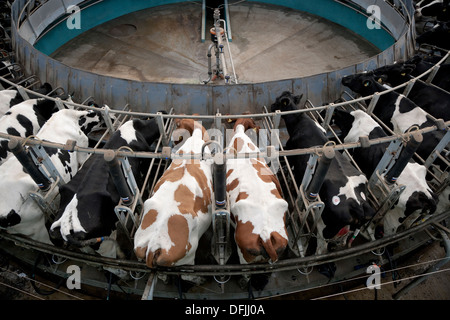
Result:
[253, 80, 294, 112]
[292, 77, 309, 105]
[305, 73, 329, 107]
[170, 83, 212, 115]
[328, 66, 358, 100]
[214, 84, 255, 115]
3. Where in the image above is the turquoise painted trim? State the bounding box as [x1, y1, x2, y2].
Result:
[34, 0, 187, 55]
[35, 0, 395, 55]
[248, 0, 395, 51]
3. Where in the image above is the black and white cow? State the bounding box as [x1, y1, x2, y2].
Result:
[0, 83, 53, 117]
[416, 21, 450, 50]
[332, 109, 438, 235]
[416, 0, 450, 20]
[36, 108, 111, 183]
[50, 118, 161, 253]
[341, 71, 448, 171]
[407, 55, 450, 92]
[0, 61, 18, 89]
[271, 91, 375, 254]
[0, 98, 63, 165]
[0, 109, 108, 244]
[371, 62, 450, 121]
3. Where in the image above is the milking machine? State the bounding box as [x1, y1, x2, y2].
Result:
[8, 137, 51, 192]
[291, 146, 333, 258]
[360, 131, 424, 240]
[106, 149, 146, 246]
[201, 138, 233, 288]
[105, 150, 134, 207]
[203, 6, 237, 84]
[8, 137, 61, 223]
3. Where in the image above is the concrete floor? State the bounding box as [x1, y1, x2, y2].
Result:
[50, 2, 380, 84]
[271, 240, 450, 301]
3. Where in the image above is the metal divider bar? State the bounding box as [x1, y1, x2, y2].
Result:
[136, 109, 175, 230]
[425, 130, 450, 168]
[140, 112, 174, 300]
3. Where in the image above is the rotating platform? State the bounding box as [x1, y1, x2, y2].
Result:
[50, 2, 380, 84]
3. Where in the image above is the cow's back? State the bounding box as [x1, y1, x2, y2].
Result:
[226, 124, 288, 263]
[135, 126, 213, 267]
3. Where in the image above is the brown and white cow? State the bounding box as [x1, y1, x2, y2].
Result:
[226, 118, 288, 264]
[134, 119, 213, 267]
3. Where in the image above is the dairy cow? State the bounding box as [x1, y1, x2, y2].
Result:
[271, 91, 375, 254]
[416, 0, 450, 20]
[36, 108, 110, 183]
[371, 62, 450, 121]
[341, 71, 448, 171]
[0, 109, 107, 244]
[0, 98, 65, 165]
[225, 118, 288, 264]
[332, 109, 438, 234]
[416, 22, 450, 50]
[0, 83, 53, 116]
[226, 118, 288, 264]
[407, 55, 450, 92]
[50, 118, 161, 251]
[134, 119, 213, 267]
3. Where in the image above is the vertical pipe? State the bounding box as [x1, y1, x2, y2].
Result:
[224, 0, 232, 41]
[306, 146, 335, 201]
[214, 8, 229, 82]
[8, 137, 51, 191]
[385, 131, 422, 185]
[104, 150, 133, 206]
[156, 112, 168, 146]
[213, 153, 226, 208]
[201, 0, 206, 42]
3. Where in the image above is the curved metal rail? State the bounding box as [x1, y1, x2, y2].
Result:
[0, 210, 448, 277]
